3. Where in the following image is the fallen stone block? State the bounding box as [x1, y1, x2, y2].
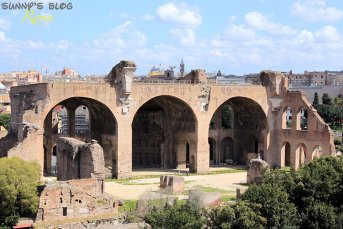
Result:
[160, 175, 184, 194]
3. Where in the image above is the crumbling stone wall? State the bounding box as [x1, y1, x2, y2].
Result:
[182, 69, 208, 84]
[57, 137, 105, 183]
[37, 178, 118, 222]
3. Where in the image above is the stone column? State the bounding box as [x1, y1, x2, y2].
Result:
[194, 131, 210, 174]
[65, 104, 77, 138]
[290, 144, 299, 170]
[115, 117, 132, 179]
[44, 110, 53, 175]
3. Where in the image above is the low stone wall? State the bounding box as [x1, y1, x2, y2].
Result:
[37, 178, 118, 222]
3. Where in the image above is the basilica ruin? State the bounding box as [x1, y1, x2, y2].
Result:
[0, 60, 336, 179]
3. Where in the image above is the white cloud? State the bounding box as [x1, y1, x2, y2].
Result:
[315, 25, 340, 42]
[93, 21, 147, 48]
[225, 25, 256, 40]
[291, 0, 343, 22]
[245, 12, 297, 35]
[0, 31, 7, 42]
[0, 18, 10, 30]
[156, 2, 202, 28]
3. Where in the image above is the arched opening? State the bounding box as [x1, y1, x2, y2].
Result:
[208, 137, 216, 166]
[74, 105, 90, 135]
[312, 145, 322, 159]
[51, 145, 57, 175]
[132, 96, 197, 170]
[296, 143, 306, 167]
[43, 97, 117, 178]
[282, 107, 292, 129]
[297, 107, 308, 130]
[209, 97, 268, 165]
[281, 142, 291, 167]
[220, 137, 234, 164]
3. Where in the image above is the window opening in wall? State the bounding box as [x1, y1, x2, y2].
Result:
[63, 207, 67, 216]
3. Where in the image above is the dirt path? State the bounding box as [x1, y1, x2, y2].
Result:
[105, 171, 247, 200]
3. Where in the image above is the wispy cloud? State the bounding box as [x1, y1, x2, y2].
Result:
[291, 0, 343, 22]
[245, 12, 297, 35]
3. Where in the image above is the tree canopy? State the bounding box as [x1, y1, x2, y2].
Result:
[0, 157, 40, 228]
[144, 156, 343, 228]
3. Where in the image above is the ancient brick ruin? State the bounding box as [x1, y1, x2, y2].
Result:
[0, 60, 336, 179]
[36, 138, 118, 222]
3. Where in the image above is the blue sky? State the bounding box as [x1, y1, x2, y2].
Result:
[0, 0, 343, 76]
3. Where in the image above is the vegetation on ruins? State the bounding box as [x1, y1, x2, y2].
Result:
[143, 156, 343, 228]
[0, 157, 40, 228]
[0, 113, 10, 130]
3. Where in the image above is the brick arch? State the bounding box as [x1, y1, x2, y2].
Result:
[207, 96, 268, 129]
[42, 95, 117, 126]
[208, 96, 268, 164]
[311, 144, 323, 160]
[130, 94, 198, 125]
[296, 142, 307, 168]
[282, 106, 293, 129]
[296, 106, 308, 131]
[130, 95, 198, 170]
[42, 96, 118, 177]
[281, 141, 291, 167]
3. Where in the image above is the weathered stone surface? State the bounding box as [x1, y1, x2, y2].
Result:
[189, 189, 221, 208]
[57, 137, 105, 181]
[36, 178, 118, 222]
[247, 158, 270, 184]
[182, 69, 208, 83]
[160, 175, 184, 194]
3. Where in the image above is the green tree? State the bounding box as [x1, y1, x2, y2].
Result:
[242, 183, 300, 228]
[301, 202, 341, 229]
[0, 113, 10, 129]
[231, 201, 266, 229]
[322, 93, 332, 105]
[0, 157, 40, 227]
[298, 156, 343, 209]
[313, 92, 319, 106]
[145, 203, 206, 229]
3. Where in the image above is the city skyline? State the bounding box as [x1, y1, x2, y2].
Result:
[0, 0, 343, 75]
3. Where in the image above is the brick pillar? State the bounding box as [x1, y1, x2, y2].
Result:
[115, 118, 132, 179]
[193, 129, 210, 174]
[44, 110, 53, 175]
[290, 144, 299, 170]
[66, 104, 77, 138]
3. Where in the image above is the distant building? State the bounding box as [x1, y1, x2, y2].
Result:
[285, 70, 343, 87]
[59, 106, 90, 134]
[180, 58, 185, 77]
[148, 64, 164, 77]
[16, 70, 42, 86]
[145, 64, 175, 80]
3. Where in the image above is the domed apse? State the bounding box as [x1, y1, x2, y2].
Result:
[43, 97, 117, 177]
[132, 96, 197, 170]
[208, 97, 268, 165]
